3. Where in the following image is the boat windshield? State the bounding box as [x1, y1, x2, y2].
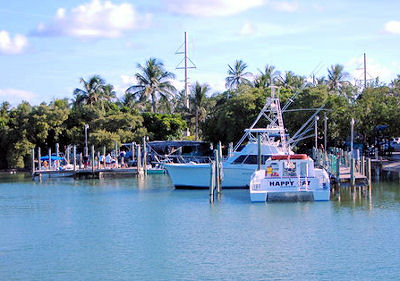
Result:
[232, 155, 271, 165]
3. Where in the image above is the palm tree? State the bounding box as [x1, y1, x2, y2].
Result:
[254, 64, 279, 89]
[225, 60, 252, 90]
[390, 74, 400, 89]
[125, 58, 176, 113]
[190, 82, 209, 140]
[73, 75, 112, 106]
[276, 71, 304, 89]
[327, 64, 348, 93]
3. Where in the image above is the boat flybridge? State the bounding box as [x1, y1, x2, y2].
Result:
[164, 87, 294, 189]
[249, 154, 330, 202]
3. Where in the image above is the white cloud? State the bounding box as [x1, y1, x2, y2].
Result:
[121, 74, 137, 85]
[0, 30, 28, 55]
[0, 88, 36, 105]
[166, 0, 264, 17]
[345, 56, 399, 83]
[269, 1, 299, 12]
[33, 0, 151, 38]
[384, 20, 400, 34]
[237, 22, 306, 38]
[239, 22, 257, 36]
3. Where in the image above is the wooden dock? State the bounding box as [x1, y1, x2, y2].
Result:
[313, 148, 371, 188]
[330, 167, 369, 187]
[32, 167, 165, 180]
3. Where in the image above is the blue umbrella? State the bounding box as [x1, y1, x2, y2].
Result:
[40, 156, 64, 161]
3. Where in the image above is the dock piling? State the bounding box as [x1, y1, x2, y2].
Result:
[38, 147, 42, 181]
[48, 148, 52, 171]
[350, 158, 355, 187]
[31, 148, 35, 176]
[336, 157, 340, 187]
[209, 161, 215, 203]
[137, 145, 143, 177]
[55, 143, 59, 169]
[131, 143, 135, 162]
[91, 145, 95, 174]
[143, 137, 147, 175]
[73, 146, 76, 171]
[367, 158, 372, 188]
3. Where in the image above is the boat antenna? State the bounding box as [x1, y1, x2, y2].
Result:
[176, 31, 196, 109]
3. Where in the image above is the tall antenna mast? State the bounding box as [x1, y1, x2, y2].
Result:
[176, 32, 196, 109]
[363, 53, 367, 89]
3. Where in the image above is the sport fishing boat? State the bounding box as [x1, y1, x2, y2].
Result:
[249, 154, 330, 202]
[164, 87, 293, 189]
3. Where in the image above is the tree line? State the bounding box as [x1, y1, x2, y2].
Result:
[1, 57, 400, 169]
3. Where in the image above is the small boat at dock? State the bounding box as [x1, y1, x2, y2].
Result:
[249, 154, 330, 202]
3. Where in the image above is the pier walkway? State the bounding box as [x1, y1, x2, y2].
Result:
[313, 148, 370, 187]
[32, 167, 164, 180]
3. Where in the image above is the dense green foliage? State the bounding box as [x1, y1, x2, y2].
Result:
[1, 58, 400, 169]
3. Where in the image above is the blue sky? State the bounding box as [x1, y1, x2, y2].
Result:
[0, 0, 399, 105]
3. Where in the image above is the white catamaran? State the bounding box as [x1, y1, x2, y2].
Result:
[249, 154, 330, 202]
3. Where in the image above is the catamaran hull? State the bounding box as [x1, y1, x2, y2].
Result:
[250, 169, 330, 202]
[164, 163, 257, 189]
[250, 189, 330, 202]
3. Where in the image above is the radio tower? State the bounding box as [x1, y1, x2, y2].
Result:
[176, 32, 196, 109]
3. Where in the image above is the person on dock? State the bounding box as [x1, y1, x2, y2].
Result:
[99, 154, 105, 168]
[105, 153, 111, 168]
[83, 156, 89, 169]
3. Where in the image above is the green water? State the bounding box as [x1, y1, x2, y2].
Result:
[1, 174, 400, 280]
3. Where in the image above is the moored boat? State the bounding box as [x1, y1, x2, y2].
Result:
[249, 154, 330, 202]
[164, 87, 291, 188]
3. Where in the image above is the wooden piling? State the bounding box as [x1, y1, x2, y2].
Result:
[336, 156, 340, 187]
[214, 149, 221, 194]
[143, 138, 147, 175]
[131, 143, 135, 162]
[66, 145, 70, 164]
[209, 161, 215, 203]
[48, 148, 52, 170]
[38, 147, 42, 181]
[218, 141, 222, 160]
[137, 145, 143, 177]
[114, 141, 118, 166]
[31, 148, 35, 176]
[79, 153, 83, 169]
[361, 156, 365, 176]
[367, 158, 372, 188]
[55, 143, 59, 169]
[73, 145, 76, 171]
[350, 158, 355, 187]
[91, 145, 95, 173]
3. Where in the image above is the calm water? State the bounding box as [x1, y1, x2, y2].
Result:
[1, 174, 400, 281]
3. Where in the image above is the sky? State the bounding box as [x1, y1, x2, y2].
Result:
[0, 0, 399, 105]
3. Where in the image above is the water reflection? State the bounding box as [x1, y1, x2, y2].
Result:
[331, 181, 400, 211]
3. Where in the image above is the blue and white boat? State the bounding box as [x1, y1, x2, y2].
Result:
[164, 88, 292, 189]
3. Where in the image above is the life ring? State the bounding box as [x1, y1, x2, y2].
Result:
[271, 154, 307, 160]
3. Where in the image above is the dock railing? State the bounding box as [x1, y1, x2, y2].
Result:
[312, 147, 371, 187]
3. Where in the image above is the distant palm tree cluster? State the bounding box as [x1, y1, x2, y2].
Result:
[73, 58, 400, 140]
